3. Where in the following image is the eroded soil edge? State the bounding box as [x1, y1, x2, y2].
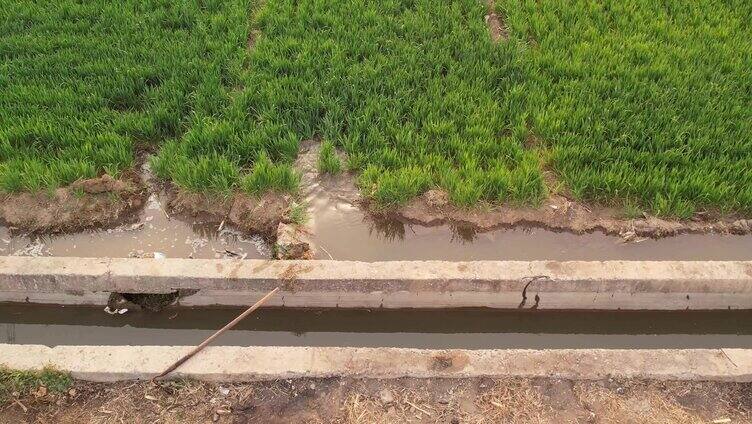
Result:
[0, 173, 146, 235]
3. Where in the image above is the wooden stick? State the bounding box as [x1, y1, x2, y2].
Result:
[152, 287, 280, 380]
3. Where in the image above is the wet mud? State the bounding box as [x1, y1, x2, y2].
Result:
[394, 188, 752, 240]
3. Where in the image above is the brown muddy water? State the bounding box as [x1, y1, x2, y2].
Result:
[1, 157, 752, 261]
[0, 161, 270, 260]
[308, 197, 752, 261]
[0, 192, 270, 259]
[2, 304, 752, 349]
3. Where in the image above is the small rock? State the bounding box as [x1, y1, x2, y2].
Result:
[615, 387, 624, 395]
[379, 389, 395, 404]
[218, 386, 230, 396]
[212, 413, 220, 422]
[423, 189, 449, 207]
[275, 223, 315, 259]
[732, 219, 750, 232]
[153, 252, 166, 259]
[309, 382, 316, 390]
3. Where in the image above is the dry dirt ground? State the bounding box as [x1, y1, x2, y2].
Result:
[2, 377, 751, 423]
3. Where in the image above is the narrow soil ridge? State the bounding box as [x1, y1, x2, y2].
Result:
[0, 173, 146, 234]
[485, 0, 509, 43]
[391, 188, 752, 239]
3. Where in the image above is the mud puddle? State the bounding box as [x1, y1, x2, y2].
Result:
[2, 305, 752, 349]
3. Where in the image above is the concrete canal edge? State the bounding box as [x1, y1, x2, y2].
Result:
[1, 345, 752, 382]
[1, 257, 752, 309]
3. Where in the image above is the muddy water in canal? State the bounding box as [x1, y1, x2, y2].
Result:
[2, 305, 752, 349]
[1, 155, 752, 261]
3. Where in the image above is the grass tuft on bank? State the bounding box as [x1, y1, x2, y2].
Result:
[0, 366, 72, 401]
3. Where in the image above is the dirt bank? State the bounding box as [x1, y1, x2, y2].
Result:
[168, 190, 291, 240]
[388, 188, 752, 239]
[0, 174, 145, 234]
[2, 377, 750, 423]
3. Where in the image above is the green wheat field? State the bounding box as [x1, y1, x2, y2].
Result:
[1, 0, 750, 218]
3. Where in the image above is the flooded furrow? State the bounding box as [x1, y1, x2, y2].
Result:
[0, 161, 272, 260]
[2, 151, 751, 261]
[3, 191, 752, 261]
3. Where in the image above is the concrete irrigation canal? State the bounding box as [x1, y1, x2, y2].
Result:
[1, 257, 752, 382]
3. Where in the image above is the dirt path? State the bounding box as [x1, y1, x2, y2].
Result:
[3, 377, 750, 423]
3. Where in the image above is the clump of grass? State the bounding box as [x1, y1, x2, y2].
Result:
[165, 154, 239, 194]
[359, 166, 432, 206]
[0, 366, 72, 401]
[288, 202, 309, 225]
[623, 201, 643, 220]
[318, 140, 342, 175]
[241, 151, 300, 196]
